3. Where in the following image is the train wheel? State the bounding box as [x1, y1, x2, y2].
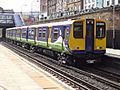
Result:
[22, 43, 25, 48]
[29, 46, 36, 53]
[56, 53, 75, 65]
[65, 55, 75, 66]
[56, 53, 66, 65]
[37, 47, 43, 54]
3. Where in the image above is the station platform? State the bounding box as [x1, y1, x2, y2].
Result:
[0, 42, 73, 90]
[106, 48, 120, 58]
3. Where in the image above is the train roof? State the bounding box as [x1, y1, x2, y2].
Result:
[6, 25, 28, 30]
[6, 18, 105, 30]
[6, 20, 75, 30]
[29, 20, 74, 28]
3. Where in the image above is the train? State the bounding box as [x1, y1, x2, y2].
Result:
[6, 18, 106, 64]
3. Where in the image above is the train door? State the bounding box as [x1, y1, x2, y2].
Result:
[86, 19, 94, 52]
[63, 26, 71, 49]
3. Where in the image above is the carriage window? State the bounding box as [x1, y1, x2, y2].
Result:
[22, 28, 27, 38]
[6, 30, 8, 37]
[28, 28, 35, 40]
[96, 22, 105, 38]
[6, 30, 9, 37]
[16, 29, 21, 38]
[64, 27, 70, 39]
[38, 27, 47, 41]
[53, 28, 59, 39]
[73, 22, 83, 38]
[9, 30, 13, 37]
[13, 29, 16, 38]
[38, 28, 42, 39]
[42, 28, 46, 39]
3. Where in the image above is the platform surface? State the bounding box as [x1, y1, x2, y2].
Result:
[106, 48, 120, 55]
[0, 43, 43, 90]
[0, 42, 72, 90]
[106, 48, 120, 58]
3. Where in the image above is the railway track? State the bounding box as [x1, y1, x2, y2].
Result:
[3, 41, 120, 90]
[78, 64, 120, 83]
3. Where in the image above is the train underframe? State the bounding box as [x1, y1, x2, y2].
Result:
[6, 38, 105, 65]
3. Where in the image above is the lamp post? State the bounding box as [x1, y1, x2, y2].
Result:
[112, 1, 115, 49]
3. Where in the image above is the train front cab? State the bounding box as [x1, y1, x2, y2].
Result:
[69, 19, 106, 63]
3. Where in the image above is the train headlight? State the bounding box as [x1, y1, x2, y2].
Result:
[96, 46, 102, 49]
[74, 46, 79, 50]
[97, 47, 99, 49]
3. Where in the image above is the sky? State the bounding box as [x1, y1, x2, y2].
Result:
[0, 0, 40, 12]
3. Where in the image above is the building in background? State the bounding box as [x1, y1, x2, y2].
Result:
[56, 0, 63, 12]
[40, 0, 47, 19]
[40, 0, 120, 19]
[47, 0, 83, 18]
[104, 0, 120, 7]
[63, 0, 68, 11]
[84, 0, 104, 10]
[65, 0, 83, 12]
[47, 0, 57, 16]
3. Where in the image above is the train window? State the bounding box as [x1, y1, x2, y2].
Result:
[9, 30, 13, 37]
[22, 28, 27, 38]
[64, 27, 70, 40]
[8, 30, 9, 37]
[28, 28, 35, 40]
[8, 30, 10, 38]
[42, 28, 46, 40]
[6, 30, 9, 38]
[13, 29, 16, 38]
[38, 28, 42, 38]
[16, 29, 21, 38]
[53, 28, 59, 40]
[38, 27, 47, 41]
[6, 30, 8, 37]
[96, 22, 105, 38]
[73, 22, 83, 38]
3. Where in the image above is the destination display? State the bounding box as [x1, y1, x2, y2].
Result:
[97, 22, 105, 25]
[74, 22, 83, 26]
